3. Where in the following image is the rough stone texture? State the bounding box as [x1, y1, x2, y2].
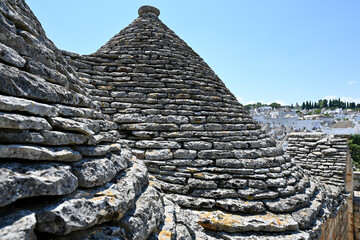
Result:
[197, 210, 299, 232]
[117, 186, 164, 240]
[0, 2, 163, 240]
[0, 1, 353, 240]
[0, 211, 36, 240]
[0, 42, 26, 67]
[0, 94, 57, 117]
[35, 158, 148, 235]
[286, 132, 349, 189]
[0, 163, 78, 206]
[0, 145, 82, 161]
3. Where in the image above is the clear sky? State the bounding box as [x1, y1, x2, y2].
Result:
[26, 0, 360, 106]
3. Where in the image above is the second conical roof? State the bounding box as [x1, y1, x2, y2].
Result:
[65, 6, 332, 237]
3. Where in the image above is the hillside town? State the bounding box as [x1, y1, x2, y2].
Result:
[249, 105, 360, 147]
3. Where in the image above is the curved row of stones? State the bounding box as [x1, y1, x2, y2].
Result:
[63, 5, 341, 239]
[0, 1, 165, 240]
[0, 1, 346, 240]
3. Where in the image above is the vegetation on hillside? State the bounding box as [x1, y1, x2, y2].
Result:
[300, 98, 360, 110]
[349, 135, 360, 169]
[244, 98, 360, 111]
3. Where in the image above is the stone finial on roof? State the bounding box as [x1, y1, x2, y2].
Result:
[138, 5, 160, 17]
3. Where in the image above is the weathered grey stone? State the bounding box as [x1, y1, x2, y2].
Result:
[122, 123, 179, 131]
[35, 159, 148, 235]
[151, 177, 189, 194]
[0, 211, 36, 240]
[173, 149, 197, 159]
[0, 42, 26, 67]
[191, 189, 238, 198]
[0, 163, 78, 206]
[132, 131, 160, 139]
[0, 112, 51, 130]
[216, 159, 243, 168]
[0, 145, 82, 161]
[175, 225, 192, 240]
[197, 210, 298, 232]
[248, 180, 268, 190]
[72, 151, 130, 188]
[219, 231, 311, 240]
[136, 140, 181, 149]
[117, 186, 164, 240]
[71, 157, 117, 188]
[0, 2, 342, 238]
[184, 141, 212, 150]
[188, 178, 217, 189]
[24, 57, 69, 87]
[145, 149, 173, 160]
[154, 174, 186, 185]
[74, 143, 122, 157]
[322, 148, 338, 155]
[48, 117, 95, 136]
[0, 94, 57, 117]
[148, 196, 177, 240]
[198, 150, 234, 159]
[41, 130, 88, 145]
[113, 113, 146, 123]
[291, 190, 323, 229]
[87, 130, 120, 145]
[180, 124, 204, 131]
[166, 115, 189, 124]
[167, 159, 213, 167]
[0, 129, 44, 144]
[264, 183, 315, 213]
[0, 63, 93, 108]
[218, 179, 248, 189]
[216, 198, 266, 213]
[193, 172, 232, 180]
[168, 194, 216, 209]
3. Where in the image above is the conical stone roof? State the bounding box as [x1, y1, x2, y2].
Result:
[64, 6, 337, 238]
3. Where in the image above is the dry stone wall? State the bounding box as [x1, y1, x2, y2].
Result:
[0, 2, 354, 240]
[287, 132, 349, 189]
[64, 5, 352, 240]
[287, 132, 354, 240]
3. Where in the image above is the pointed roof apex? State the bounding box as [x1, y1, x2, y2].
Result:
[138, 5, 160, 17]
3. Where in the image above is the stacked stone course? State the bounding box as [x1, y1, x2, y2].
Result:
[287, 132, 349, 189]
[287, 132, 354, 240]
[64, 5, 351, 239]
[0, 2, 354, 240]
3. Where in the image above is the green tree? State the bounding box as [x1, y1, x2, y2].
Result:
[350, 135, 360, 169]
[323, 99, 328, 108]
[269, 102, 281, 109]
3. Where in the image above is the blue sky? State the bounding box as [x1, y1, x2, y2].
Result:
[26, 0, 360, 106]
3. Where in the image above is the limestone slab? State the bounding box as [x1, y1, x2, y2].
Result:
[35, 159, 148, 235]
[117, 186, 164, 240]
[0, 112, 51, 130]
[41, 130, 88, 145]
[0, 42, 26, 67]
[0, 163, 78, 206]
[0, 94, 57, 117]
[48, 117, 95, 136]
[198, 210, 298, 233]
[0, 211, 36, 240]
[0, 145, 82, 161]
